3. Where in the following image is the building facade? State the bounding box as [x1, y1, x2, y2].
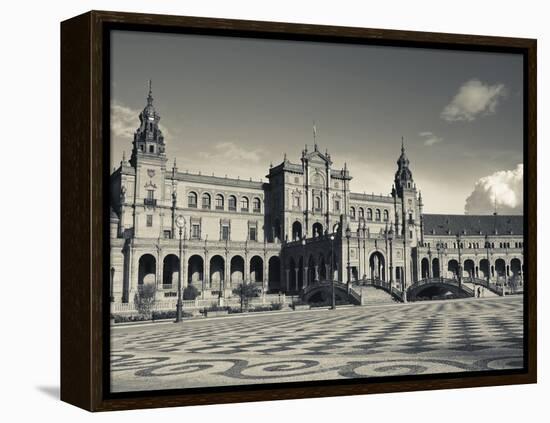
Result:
[109, 86, 524, 304]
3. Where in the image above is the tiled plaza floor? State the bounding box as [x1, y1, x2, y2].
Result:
[110, 296, 524, 393]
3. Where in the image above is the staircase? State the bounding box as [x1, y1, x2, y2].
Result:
[359, 286, 397, 306]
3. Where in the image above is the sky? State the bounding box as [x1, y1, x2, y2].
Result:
[110, 30, 524, 215]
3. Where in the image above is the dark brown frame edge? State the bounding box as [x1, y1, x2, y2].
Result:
[60, 10, 537, 412]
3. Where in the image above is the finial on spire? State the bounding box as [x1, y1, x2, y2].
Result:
[284, 152, 287, 162]
[401, 136, 405, 153]
[173, 158, 177, 168]
[147, 79, 153, 105]
[313, 121, 317, 150]
[121, 150, 126, 163]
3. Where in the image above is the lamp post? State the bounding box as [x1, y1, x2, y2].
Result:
[330, 233, 335, 309]
[345, 225, 352, 292]
[301, 237, 307, 290]
[388, 224, 394, 291]
[175, 215, 186, 323]
[361, 218, 367, 280]
[456, 233, 463, 290]
[436, 241, 443, 283]
[484, 234, 491, 288]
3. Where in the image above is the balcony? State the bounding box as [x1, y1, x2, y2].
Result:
[253, 208, 261, 213]
[241, 207, 249, 213]
[228, 206, 237, 212]
[144, 198, 157, 207]
[216, 205, 224, 210]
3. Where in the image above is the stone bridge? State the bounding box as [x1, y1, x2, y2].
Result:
[406, 278, 474, 301]
[301, 280, 360, 305]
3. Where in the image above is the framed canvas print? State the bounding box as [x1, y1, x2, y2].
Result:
[60, 10, 537, 411]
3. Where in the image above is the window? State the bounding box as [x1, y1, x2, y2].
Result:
[253, 198, 261, 213]
[249, 227, 257, 241]
[314, 196, 321, 211]
[375, 209, 381, 221]
[191, 224, 200, 239]
[241, 197, 249, 212]
[147, 190, 154, 200]
[146, 215, 153, 227]
[222, 225, 230, 241]
[350, 207, 356, 219]
[163, 230, 171, 239]
[228, 195, 237, 211]
[202, 193, 211, 209]
[335, 200, 340, 211]
[367, 208, 373, 220]
[149, 145, 155, 153]
[358, 208, 364, 218]
[383, 210, 389, 222]
[215, 194, 224, 210]
[293, 195, 301, 208]
[188, 192, 197, 208]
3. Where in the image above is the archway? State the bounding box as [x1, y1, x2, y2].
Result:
[187, 255, 204, 285]
[319, 254, 327, 281]
[510, 258, 522, 287]
[292, 221, 302, 241]
[268, 256, 281, 291]
[162, 254, 179, 287]
[138, 254, 156, 285]
[421, 257, 429, 279]
[495, 258, 506, 280]
[289, 258, 297, 292]
[464, 259, 475, 281]
[448, 259, 459, 279]
[312, 222, 323, 237]
[369, 251, 385, 281]
[480, 259, 490, 279]
[209, 255, 225, 291]
[250, 255, 263, 283]
[432, 258, 440, 278]
[307, 255, 316, 286]
[230, 255, 245, 285]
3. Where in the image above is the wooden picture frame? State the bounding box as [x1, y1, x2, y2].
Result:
[61, 10, 537, 411]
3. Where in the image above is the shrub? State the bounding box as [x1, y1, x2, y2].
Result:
[183, 285, 200, 300]
[134, 283, 156, 319]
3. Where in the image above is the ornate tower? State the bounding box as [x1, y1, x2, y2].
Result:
[129, 81, 169, 239]
[130, 80, 166, 165]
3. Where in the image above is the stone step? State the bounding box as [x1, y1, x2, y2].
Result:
[360, 286, 396, 305]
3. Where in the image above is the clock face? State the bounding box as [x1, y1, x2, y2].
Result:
[176, 215, 185, 228]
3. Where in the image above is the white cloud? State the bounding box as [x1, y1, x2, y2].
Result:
[464, 164, 523, 215]
[197, 142, 262, 163]
[441, 79, 506, 122]
[419, 131, 443, 146]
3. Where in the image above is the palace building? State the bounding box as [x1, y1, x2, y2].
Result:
[109, 85, 524, 304]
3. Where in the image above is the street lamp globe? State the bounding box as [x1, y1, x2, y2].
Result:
[176, 214, 185, 229]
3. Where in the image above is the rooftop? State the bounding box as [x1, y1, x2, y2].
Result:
[423, 214, 523, 236]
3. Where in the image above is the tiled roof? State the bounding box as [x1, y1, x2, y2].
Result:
[173, 171, 265, 190]
[423, 214, 523, 236]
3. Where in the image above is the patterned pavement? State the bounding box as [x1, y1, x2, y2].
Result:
[110, 296, 524, 393]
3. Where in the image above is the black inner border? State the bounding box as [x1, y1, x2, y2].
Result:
[102, 21, 531, 400]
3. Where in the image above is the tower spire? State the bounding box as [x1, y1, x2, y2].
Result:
[401, 136, 405, 153]
[313, 121, 317, 151]
[147, 79, 153, 105]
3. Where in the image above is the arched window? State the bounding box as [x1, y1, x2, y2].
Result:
[358, 207, 364, 218]
[215, 194, 224, 210]
[228, 195, 237, 211]
[375, 209, 381, 221]
[383, 210, 389, 222]
[253, 197, 261, 213]
[202, 193, 211, 209]
[240, 196, 249, 212]
[149, 145, 155, 153]
[188, 192, 197, 208]
[367, 208, 373, 220]
[350, 206, 356, 219]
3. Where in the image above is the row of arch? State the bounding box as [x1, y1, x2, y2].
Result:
[424, 241, 524, 250]
[187, 192, 262, 213]
[137, 253, 281, 290]
[420, 257, 524, 282]
[349, 206, 389, 222]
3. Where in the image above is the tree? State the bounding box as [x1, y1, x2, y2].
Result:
[134, 283, 156, 319]
[183, 284, 199, 300]
[232, 282, 260, 312]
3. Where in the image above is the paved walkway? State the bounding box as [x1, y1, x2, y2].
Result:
[110, 296, 524, 393]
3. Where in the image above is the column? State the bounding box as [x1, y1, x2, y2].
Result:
[314, 265, 319, 282]
[294, 267, 299, 291]
[181, 253, 188, 289]
[285, 268, 290, 292]
[224, 256, 230, 295]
